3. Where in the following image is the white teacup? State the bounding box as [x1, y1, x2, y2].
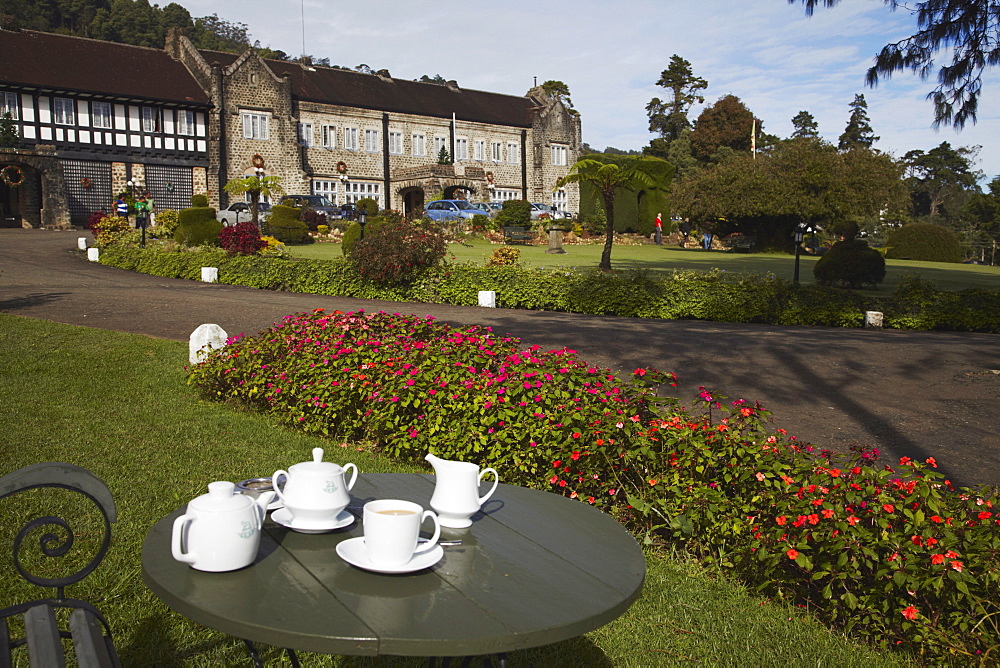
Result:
[363, 499, 440, 567]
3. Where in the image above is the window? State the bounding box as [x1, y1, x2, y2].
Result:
[493, 189, 520, 202]
[551, 144, 568, 166]
[343, 127, 358, 151]
[344, 181, 381, 206]
[490, 142, 502, 162]
[389, 131, 403, 155]
[91, 101, 112, 129]
[241, 112, 269, 140]
[474, 140, 485, 161]
[507, 142, 520, 164]
[53, 97, 75, 125]
[298, 122, 313, 147]
[364, 129, 379, 153]
[312, 179, 339, 205]
[454, 137, 468, 161]
[411, 133, 426, 157]
[433, 136, 448, 158]
[321, 124, 336, 148]
[553, 189, 568, 210]
[177, 110, 195, 136]
[142, 106, 160, 132]
[2, 92, 18, 120]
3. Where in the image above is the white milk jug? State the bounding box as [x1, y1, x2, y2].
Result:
[425, 453, 499, 528]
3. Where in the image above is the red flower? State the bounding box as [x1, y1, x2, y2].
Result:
[899, 456, 912, 465]
[821, 509, 835, 519]
[931, 554, 945, 565]
[951, 560, 964, 572]
[829, 468, 841, 477]
[925, 457, 938, 468]
[978, 511, 992, 520]
[930, 515, 943, 523]
[883, 504, 895, 513]
[786, 548, 799, 560]
[850, 466, 861, 475]
[910, 535, 922, 546]
[901, 606, 919, 621]
[925, 537, 939, 546]
[807, 513, 820, 525]
[847, 516, 860, 526]
[775, 516, 787, 526]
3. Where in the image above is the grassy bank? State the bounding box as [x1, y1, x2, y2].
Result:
[290, 237, 1000, 295]
[0, 314, 908, 666]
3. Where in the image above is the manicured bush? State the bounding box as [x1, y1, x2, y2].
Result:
[341, 216, 389, 257]
[350, 220, 448, 285]
[496, 200, 532, 228]
[356, 197, 379, 217]
[317, 224, 330, 235]
[813, 239, 886, 289]
[300, 208, 327, 231]
[190, 193, 209, 207]
[218, 221, 266, 255]
[188, 309, 1000, 659]
[174, 207, 221, 247]
[886, 223, 963, 262]
[89, 214, 132, 247]
[266, 204, 311, 244]
[153, 209, 180, 237]
[486, 246, 520, 266]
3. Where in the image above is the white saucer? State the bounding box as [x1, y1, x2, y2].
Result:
[336, 537, 444, 574]
[271, 508, 354, 533]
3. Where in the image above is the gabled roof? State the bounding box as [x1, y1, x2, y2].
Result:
[0, 29, 210, 106]
[201, 50, 537, 127]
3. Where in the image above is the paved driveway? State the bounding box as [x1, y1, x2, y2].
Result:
[2, 229, 997, 487]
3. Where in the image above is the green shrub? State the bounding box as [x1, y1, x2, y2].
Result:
[486, 246, 520, 266]
[153, 209, 180, 237]
[266, 204, 311, 244]
[886, 223, 964, 262]
[886, 274, 1000, 332]
[813, 239, 886, 289]
[356, 197, 379, 216]
[496, 200, 532, 228]
[341, 216, 389, 256]
[469, 213, 496, 234]
[190, 193, 209, 207]
[350, 220, 448, 285]
[174, 207, 221, 247]
[317, 224, 330, 235]
[89, 214, 133, 247]
[378, 209, 404, 224]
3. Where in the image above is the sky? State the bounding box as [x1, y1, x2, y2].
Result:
[183, 0, 1000, 181]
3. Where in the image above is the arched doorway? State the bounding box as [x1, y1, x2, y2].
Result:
[443, 184, 477, 201]
[401, 188, 424, 219]
[0, 163, 28, 227]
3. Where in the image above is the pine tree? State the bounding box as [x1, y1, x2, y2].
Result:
[790, 110, 819, 139]
[0, 112, 18, 148]
[436, 146, 451, 165]
[646, 55, 708, 144]
[838, 94, 879, 151]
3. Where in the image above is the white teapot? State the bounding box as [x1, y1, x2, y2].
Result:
[425, 453, 499, 528]
[272, 448, 358, 526]
[171, 481, 274, 572]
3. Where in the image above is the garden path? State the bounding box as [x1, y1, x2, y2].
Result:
[1, 229, 997, 488]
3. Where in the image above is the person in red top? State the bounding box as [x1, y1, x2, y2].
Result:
[654, 212, 663, 245]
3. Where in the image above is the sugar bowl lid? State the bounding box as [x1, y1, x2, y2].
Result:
[289, 447, 345, 476]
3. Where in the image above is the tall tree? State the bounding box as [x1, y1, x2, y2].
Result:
[557, 159, 654, 272]
[689, 94, 760, 162]
[646, 55, 707, 144]
[962, 175, 1000, 251]
[540, 80, 573, 109]
[790, 110, 819, 139]
[838, 94, 879, 151]
[793, 0, 1000, 128]
[903, 141, 982, 222]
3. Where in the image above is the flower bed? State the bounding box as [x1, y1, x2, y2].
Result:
[188, 309, 1000, 660]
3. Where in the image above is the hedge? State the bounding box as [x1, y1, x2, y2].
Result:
[96, 247, 1000, 334]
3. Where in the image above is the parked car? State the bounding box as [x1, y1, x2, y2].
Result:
[531, 203, 573, 221]
[468, 202, 495, 217]
[278, 195, 339, 219]
[424, 200, 483, 222]
[217, 201, 271, 226]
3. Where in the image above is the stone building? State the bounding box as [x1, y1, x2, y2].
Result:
[0, 27, 580, 227]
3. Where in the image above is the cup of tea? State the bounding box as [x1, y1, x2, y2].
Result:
[363, 499, 441, 567]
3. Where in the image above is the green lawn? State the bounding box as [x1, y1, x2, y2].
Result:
[0, 314, 910, 666]
[291, 237, 999, 295]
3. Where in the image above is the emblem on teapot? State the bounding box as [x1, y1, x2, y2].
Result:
[171, 481, 274, 572]
[425, 453, 499, 528]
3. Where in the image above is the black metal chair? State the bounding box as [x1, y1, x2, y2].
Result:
[0, 462, 120, 667]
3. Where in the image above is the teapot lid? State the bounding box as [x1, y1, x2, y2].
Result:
[188, 481, 252, 513]
[289, 447, 345, 475]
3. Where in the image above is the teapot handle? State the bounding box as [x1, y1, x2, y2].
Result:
[478, 468, 499, 505]
[343, 463, 358, 491]
[171, 514, 197, 564]
[271, 470, 289, 503]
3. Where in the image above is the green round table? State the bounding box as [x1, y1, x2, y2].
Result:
[142, 473, 645, 659]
